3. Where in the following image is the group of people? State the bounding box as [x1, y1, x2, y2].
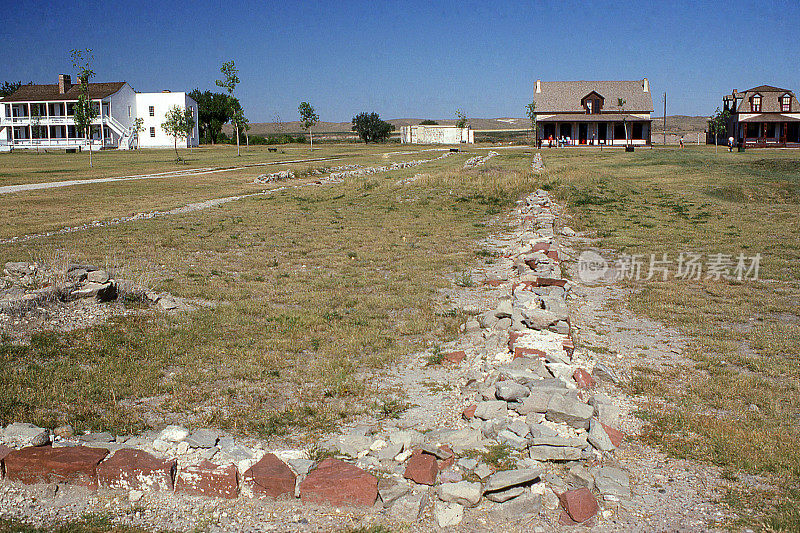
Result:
[538, 135, 600, 148]
[542, 135, 575, 148]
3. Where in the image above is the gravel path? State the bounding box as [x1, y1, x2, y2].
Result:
[0, 155, 353, 196]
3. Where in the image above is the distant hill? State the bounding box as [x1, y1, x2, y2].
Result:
[225, 115, 709, 138]
[225, 117, 535, 136]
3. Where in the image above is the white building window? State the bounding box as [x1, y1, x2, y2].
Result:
[149, 106, 155, 117]
[150, 127, 155, 137]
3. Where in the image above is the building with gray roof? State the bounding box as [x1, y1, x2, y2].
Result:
[722, 85, 800, 147]
[532, 79, 653, 146]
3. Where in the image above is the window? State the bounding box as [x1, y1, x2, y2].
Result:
[781, 95, 791, 112]
[613, 123, 626, 139]
[128, 105, 131, 118]
[149, 106, 154, 117]
[150, 127, 155, 137]
[632, 123, 644, 139]
[586, 101, 593, 114]
[751, 94, 761, 112]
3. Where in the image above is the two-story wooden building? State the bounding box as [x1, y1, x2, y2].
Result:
[722, 85, 800, 147]
[0, 74, 199, 150]
[532, 79, 653, 146]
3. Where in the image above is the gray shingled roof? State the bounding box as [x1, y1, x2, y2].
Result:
[0, 82, 127, 102]
[732, 86, 799, 114]
[533, 80, 654, 113]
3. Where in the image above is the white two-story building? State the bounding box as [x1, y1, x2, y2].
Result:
[0, 74, 199, 150]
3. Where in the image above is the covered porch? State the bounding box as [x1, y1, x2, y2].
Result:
[737, 116, 800, 147]
[536, 114, 651, 146]
[1, 99, 124, 149]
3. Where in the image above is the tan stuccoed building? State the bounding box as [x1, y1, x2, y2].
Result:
[532, 79, 654, 146]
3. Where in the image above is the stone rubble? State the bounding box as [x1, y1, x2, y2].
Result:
[531, 152, 544, 172]
[0, 156, 647, 530]
[463, 150, 499, 169]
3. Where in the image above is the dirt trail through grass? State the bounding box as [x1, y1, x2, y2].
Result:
[0, 155, 354, 195]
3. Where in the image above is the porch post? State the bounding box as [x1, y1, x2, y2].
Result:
[784, 122, 788, 147]
[100, 101, 105, 148]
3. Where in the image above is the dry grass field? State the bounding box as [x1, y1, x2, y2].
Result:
[536, 146, 800, 529]
[1, 143, 799, 529]
[0, 143, 533, 439]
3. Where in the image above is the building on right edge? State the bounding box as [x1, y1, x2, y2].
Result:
[723, 86, 800, 147]
[532, 79, 653, 146]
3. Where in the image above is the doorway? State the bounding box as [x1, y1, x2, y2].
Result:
[559, 123, 572, 139]
[578, 123, 588, 144]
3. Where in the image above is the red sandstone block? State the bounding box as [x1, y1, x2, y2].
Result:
[601, 422, 624, 448]
[175, 460, 238, 499]
[242, 453, 296, 498]
[536, 277, 567, 287]
[533, 242, 550, 252]
[558, 487, 599, 523]
[514, 346, 546, 359]
[444, 350, 466, 364]
[300, 458, 377, 507]
[4, 445, 108, 489]
[97, 449, 176, 491]
[482, 279, 504, 287]
[573, 368, 596, 389]
[546, 250, 560, 262]
[403, 450, 438, 485]
[462, 405, 477, 420]
[559, 510, 579, 525]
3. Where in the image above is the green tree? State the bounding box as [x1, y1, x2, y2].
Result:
[132, 117, 144, 149]
[455, 109, 468, 129]
[617, 97, 628, 146]
[30, 104, 42, 154]
[0, 81, 23, 97]
[183, 107, 196, 153]
[215, 60, 241, 156]
[232, 107, 249, 149]
[188, 89, 235, 144]
[298, 101, 319, 151]
[525, 101, 537, 143]
[351, 112, 395, 143]
[161, 104, 193, 162]
[708, 107, 731, 153]
[71, 49, 99, 167]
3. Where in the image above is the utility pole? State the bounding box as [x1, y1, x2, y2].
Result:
[663, 92, 667, 145]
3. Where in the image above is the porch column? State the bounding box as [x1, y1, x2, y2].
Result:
[784, 122, 788, 147]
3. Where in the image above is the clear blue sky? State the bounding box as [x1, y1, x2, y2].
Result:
[2, 0, 799, 122]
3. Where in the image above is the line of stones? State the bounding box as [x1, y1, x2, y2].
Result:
[0, 440, 381, 507]
[0, 187, 621, 527]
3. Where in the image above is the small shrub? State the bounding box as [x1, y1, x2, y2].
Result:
[454, 271, 474, 287]
[426, 345, 444, 366]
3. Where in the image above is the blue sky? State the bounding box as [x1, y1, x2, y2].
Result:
[2, 0, 799, 122]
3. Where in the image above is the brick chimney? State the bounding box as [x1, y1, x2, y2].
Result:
[58, 74, 72, 94]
